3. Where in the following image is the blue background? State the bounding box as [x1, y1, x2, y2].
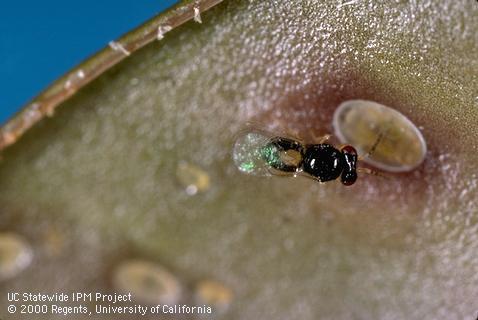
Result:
[0, 1, 180, 124]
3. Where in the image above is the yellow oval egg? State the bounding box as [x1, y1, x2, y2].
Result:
[333, 100, 427, 172]
[195, 279, 233, 313]
[176, 161, 211, 195]
[0, 233, 33, 281]
[112, 260, 182, 305]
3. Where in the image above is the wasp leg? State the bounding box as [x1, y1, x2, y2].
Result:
[266, 167, 297, 177]
[271, 118, 309, 144]
[314, 134, 332, 144]
[284, 128, 306, 144]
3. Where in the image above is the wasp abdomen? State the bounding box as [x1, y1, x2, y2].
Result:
[261, 137, 304, 173]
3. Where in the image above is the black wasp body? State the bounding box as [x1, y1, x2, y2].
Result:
[262, 136, 358, 186]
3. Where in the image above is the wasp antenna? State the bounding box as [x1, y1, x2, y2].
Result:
[364, 130, 386, 159]
[357, 167, 390, 180]
[359, 122, 395, 161]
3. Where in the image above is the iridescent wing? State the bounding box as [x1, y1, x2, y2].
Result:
[233, 129, 303, 177]
[232, 130, 276, 176]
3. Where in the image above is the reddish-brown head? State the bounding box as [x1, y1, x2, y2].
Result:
[340, 145, 358, 186]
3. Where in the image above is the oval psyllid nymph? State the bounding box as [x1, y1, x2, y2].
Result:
[333, 100, 427, 172]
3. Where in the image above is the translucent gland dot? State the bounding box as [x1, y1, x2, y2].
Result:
[195, 280, 233, 313]
[113, 260, 181, 305]
[232, 131, 274, 176]
[333, 100, 427, 172]
[176, 162, 211, 195]
[0, 233, 33, 281]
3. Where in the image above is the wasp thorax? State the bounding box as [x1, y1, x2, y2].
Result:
[303, 144, 344, 182]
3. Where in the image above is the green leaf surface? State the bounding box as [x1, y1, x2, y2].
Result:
[0, 0, 477, 319]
